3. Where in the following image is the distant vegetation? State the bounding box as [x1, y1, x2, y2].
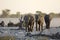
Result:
[0, 9, 20, 18]
[0, 9, 60, 18]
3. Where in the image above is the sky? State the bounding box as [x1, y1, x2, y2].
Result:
[0, 0, 60, 14]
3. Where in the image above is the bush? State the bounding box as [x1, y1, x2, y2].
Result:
[0, 36, 15, 40]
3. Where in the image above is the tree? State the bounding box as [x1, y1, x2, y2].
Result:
[1, 9, 10, 18]
[36, 11, 46, 16]
[16, 12, 20, 18]
[36, 11, 44, 15]
[9, 14, 16, 18]
[36, 11, 42, 14]
[49, 12, 55, 18]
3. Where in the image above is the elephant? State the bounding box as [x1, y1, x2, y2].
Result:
[0, 21, 5, 27]
[24, 14, 34, 32]
[7, 21, 14, 27]
[35, 14, 44, 31]
[44, 14, 52, 29]
[28, 15, 34, 32]
[37, 15, 44, 31]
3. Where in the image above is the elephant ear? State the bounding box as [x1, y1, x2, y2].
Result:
[49, 15, 53, 21]
[38, 15, 44, 23]
[37, 16, 40, 21]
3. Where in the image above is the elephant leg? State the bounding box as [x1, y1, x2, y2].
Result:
[32, 25, 34, 31]
[31, 25, 33, 32]
[39, 24, 40, 31]
[29, 25, 32, 32]
[47, 21, 50, 29]
[26, 26, 28, 32]
[46, 22, 50, 29]
[26, 24, 28, 32]
[30, 26, 32, 32]
[45, 22, 48, 29]
[36, 21, 38, 31]
[41, 23, 43, 31]
[28, 25, 30, 32]
[32, 22, 34, 32]
[30, 25, 32, 32]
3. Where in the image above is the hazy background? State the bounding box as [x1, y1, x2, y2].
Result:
[0, 0, 60, 14]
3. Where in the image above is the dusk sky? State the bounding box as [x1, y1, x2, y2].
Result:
[0, 0, 60, 14]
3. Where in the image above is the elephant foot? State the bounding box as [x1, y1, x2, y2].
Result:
[36, 28, 38, 31]
[30, 29, 33, 32]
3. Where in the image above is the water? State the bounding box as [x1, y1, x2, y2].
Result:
[0, 18, 20, 25]
[50, 18, 60, 27]
[0, 18, 60, 27]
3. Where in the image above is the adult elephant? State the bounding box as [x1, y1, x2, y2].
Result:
[24, 14, 34, 32]
[44, 14, 52, 29]
[24, 15, 29, 32]
[35, 14, 44, 31]
[37, 15, 44, 31]
[28, 15, 34, 32]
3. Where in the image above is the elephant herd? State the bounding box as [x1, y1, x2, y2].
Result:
[0, 14, 52, 32]
[23, 14, 52, 32]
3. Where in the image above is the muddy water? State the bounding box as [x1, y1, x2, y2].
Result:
[0, 18, 60, 27]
